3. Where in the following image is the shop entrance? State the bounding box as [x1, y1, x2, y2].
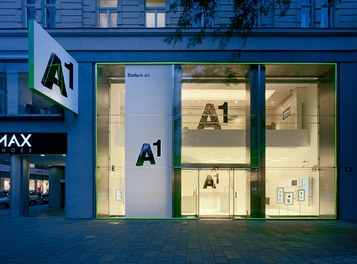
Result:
[181, 167, 250, 218]
[199, 169, 230, 217]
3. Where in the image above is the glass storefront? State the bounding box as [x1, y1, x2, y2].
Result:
[96, 63, 336, 219]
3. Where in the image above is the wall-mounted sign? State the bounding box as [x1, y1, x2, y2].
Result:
[0, 133, 67, 154]
[283, 106, 291, 120]
[29, 20, 78, 114]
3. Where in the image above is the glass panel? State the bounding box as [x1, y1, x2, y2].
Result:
[181, 64, 249, 164]
[199, 169, 230, 217]
[146, 12, 155, 28]
[108, 82, 125, 216]
[0, 62, 63, 116]
[146, 0, 165, 8]
[266, 168, 320, 216]
[100, 12, 108, 28]
[146, 12, 165, 28]
[265, 64, 336, 218]
[100, 0, 117, 7]
[109, 169, 125, 216]
[0, 73, 6, 114]
[181, 169, 198, 217]
[157, 12, 165, 27]
[96, 64, 126, 218]
[233, 169, 250, 217]
[110, 13, 117, 27]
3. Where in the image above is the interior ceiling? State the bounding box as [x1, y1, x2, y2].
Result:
[28, 154, 66, 167]
[182, 82, 316, 109]
[0, 154, 66, 167]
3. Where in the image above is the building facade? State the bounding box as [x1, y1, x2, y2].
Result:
[0, 0, 356, 219]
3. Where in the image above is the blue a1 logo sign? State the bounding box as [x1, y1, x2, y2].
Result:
[136, 139, 161, 166]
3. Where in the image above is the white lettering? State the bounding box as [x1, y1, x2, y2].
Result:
[127, 73, 144, 77]
[0, 135, 7, 147]
[21, 134, 32, 147]
[8, 135, 20, 147]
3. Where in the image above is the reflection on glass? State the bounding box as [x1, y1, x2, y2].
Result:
[0, 64, 63, 116]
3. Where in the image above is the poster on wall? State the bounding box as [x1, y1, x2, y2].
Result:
[277, 187, 284, 204]
[285, 192, 294, 205]
[283, 107, 291, 120]
[298, 189, 305, 201]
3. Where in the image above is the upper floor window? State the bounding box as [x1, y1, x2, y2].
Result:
[0, 62, 63, 117]
[24, 0, 36, 28]
[44, 0, 56, 28]
[192, 0, 214, 28]
[99, 0, 118, 28]
[146, 0, 165, 28]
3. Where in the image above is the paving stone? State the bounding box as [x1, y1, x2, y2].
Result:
[0, 206, 356, 264]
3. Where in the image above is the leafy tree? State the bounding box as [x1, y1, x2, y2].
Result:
[166, 0, 340, 49]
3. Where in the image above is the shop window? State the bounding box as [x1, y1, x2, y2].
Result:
[96, 63, 336, 219]
[0, 62, 64, 117]
[99, 0, 118, 28]
[181, 64, 248, 164]
[265, 64, 336, 218]
[146, 0, 165, 28]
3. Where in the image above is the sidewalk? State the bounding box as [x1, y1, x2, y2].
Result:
[0, 205, 356, 264]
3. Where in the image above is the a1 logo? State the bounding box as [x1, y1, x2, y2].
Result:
[136, 139, 161, 166]
[41, 52, 74, 98]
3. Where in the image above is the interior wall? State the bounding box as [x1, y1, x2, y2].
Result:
[266, 82, 320, 216]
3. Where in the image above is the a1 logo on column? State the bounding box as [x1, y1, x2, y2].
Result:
[136, 139, 161, 166]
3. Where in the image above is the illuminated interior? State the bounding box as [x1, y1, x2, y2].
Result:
[96, 63, 336, 219]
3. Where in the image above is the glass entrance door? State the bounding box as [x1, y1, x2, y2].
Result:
[181, 167, 250, 218]
[199, 169, 230, 217]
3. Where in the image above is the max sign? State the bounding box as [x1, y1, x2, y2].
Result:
[29, 20, 78, 114]
[0, 133, 67, 154]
